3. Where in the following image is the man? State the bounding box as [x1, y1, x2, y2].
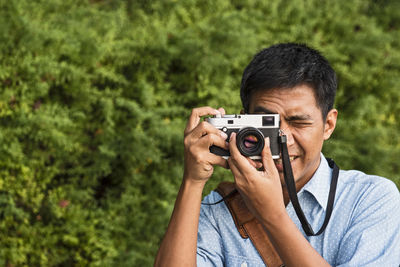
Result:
[155, 43, 400, 266]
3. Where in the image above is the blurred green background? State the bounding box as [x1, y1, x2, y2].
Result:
[0, 0, 399, 265]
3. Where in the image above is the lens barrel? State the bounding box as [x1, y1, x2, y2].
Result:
[236, 127, 265, 157]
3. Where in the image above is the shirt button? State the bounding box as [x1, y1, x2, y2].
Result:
[241, 262, 247, 267]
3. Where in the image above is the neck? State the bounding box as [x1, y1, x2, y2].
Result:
[282, 156, 322, 206]
[283, 180, 308, 206]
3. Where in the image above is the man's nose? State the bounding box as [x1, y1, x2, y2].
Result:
[280, 122, 295, 146]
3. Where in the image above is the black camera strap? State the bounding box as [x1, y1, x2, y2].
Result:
[279, 135, 339, 236]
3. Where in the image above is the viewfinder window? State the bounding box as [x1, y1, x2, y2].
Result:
[262, 116, 274, 126]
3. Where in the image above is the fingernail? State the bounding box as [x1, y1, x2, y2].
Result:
[214, 109, 221, 118]
[220, 131, 228, 140]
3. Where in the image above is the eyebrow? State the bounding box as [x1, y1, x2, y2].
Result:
[286, 114, 313, 121]
[252, 106, 313, 121]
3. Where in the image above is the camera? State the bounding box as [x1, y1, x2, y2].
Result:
[206, 114, 280, 159]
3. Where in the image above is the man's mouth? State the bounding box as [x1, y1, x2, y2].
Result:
[274, 156, 299, 171]
[274, 156, 298, 165]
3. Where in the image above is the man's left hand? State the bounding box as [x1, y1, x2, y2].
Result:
[227, 133, 286, 224]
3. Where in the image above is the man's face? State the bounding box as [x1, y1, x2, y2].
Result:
[248, 84, 337, 186]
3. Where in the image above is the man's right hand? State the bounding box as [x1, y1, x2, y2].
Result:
[154, 106, 230, 266]
[183, 106, 229, 183]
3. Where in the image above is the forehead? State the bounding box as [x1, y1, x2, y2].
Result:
[248, 85, 321, 115]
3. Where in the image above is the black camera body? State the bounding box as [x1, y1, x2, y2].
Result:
[206, 114, 280, 159]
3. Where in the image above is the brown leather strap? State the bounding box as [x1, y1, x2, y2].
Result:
[216, 181, 284, 267]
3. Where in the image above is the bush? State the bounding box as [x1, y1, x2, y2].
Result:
[0, 0, 399, 265]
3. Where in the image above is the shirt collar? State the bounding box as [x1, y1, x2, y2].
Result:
[299, 153, 333, 211]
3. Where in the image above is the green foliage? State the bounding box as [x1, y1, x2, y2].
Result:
[0, 0, 399, 265]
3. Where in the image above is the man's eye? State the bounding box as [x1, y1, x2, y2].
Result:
[290, 121, 312, 127]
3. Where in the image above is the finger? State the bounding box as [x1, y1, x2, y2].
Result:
[261, 137, 279, 174]
[189, 121, 227, 140]
[184, 107, 221, 135]
[228, 133, 256, 177]
[228, 157, 244, 178]
[217, 107, 226, 116]
[196, 132, 229, 151]
[208, 153, 229, 169]
[246, 158, 263, 169]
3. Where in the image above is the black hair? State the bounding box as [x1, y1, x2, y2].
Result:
[240, 43, 337, 119]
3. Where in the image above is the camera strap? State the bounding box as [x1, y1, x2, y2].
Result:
[279, 135, 339, 236]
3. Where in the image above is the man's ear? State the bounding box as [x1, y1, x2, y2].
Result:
[323, 109, 338, 140]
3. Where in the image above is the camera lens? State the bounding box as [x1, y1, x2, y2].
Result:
[243, 135, 258, 149]
[236, 127, 265, 157]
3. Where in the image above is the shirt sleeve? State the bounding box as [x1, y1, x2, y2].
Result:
[336, 178, 400, 267]
[196, 192, 224, 267]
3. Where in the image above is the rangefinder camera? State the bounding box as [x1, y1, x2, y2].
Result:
[206, 114, 280, 159]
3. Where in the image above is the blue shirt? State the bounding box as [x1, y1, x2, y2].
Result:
[197, 154, 400, 266]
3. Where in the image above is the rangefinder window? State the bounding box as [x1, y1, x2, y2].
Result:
[262, 116, 274, 126]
